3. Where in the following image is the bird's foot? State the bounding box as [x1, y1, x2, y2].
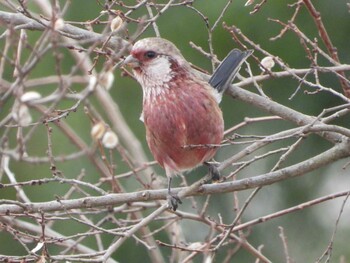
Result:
[167, 192, 182, 211]
[204, 162, 221, 182]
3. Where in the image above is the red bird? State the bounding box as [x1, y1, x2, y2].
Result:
[124, 38, 252, 210]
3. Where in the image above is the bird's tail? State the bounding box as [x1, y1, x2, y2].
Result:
[209, 49, 253, 94]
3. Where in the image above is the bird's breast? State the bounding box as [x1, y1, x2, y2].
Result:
[143, 80, 224, 172]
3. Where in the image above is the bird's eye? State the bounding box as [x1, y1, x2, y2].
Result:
[144, 51, 157, 59]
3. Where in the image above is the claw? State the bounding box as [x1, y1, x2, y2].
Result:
[167, 192, 182, 211]
[204, 162, 221, 182]
[166, 176, 182, 211]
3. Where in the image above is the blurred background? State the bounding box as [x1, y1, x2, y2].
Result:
[1, 0, 350, 262]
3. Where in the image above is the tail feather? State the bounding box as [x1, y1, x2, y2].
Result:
[209, 49, 253, 94]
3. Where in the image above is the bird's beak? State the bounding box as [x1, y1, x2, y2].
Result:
[123, 55, 140, 68]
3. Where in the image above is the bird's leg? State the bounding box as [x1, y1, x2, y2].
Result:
[204, 162, 221, 182]
[166, 176, 182, 211]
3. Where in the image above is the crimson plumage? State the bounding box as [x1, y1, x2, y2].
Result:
[124, 37, 251, 210]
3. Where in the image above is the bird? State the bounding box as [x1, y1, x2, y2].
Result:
[123, 37, 252, 211]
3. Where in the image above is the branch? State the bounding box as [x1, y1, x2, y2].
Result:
[0, 10, 131, 52]
[226, 85, 343, 144]
[302, 0, 350, 97]
[1, 140, 349, 215]
[0, 216, 119, 263]
[236, 65, 350, 87]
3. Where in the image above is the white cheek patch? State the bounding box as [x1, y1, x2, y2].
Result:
[136, 56, 174, 102]
[147, 56, 173, 83]
[133, 56, 173, 88]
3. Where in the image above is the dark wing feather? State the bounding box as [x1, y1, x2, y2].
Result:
[209, 49, 253, 93]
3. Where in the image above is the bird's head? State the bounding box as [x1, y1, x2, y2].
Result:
[124, 38, 192, 88]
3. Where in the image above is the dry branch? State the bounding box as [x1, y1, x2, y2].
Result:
[0, 10, 131, 52]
